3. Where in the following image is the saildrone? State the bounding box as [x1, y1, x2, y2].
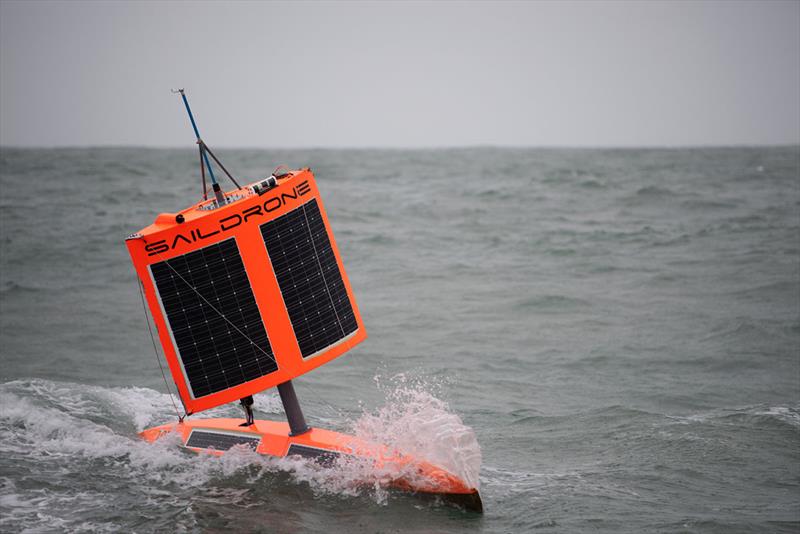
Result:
[126, 90, 482, 512]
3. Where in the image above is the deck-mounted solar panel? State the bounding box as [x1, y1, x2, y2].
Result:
[186, 430, 260, 450]
[150, 238, 277, 398]
[286, 443, 347, 467]
[261, 199, 359, 358]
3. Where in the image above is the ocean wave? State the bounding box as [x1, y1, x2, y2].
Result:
[698, 318, 790, 344]
[0, 281, 43, 295]
[577, 179, 607, 189]
[665, 403, 800, 429]
[632, 185, 678, 198]
[0, 376, 481, 531]
[508, 405, 659, 428]
[680, 198, 740, 210]
[514, 294, 592, 311]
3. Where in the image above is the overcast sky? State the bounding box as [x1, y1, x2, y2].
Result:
[1, 0, 798, 148]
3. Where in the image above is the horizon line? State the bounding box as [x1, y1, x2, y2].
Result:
[1, 142, 799, 151]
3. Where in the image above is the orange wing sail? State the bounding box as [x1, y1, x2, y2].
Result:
[126, 170, 367, 414]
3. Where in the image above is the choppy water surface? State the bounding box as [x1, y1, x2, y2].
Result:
[1, 147, 798, 533]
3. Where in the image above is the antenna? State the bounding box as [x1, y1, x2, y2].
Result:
[172, 89, 226, 206]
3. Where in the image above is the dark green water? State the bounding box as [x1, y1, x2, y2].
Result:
[1, 147, 798, 533]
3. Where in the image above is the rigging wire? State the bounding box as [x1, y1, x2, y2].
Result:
[201, 141, 242, 190]
[173, 89, 240, 197]
[135, 272, 184, 421]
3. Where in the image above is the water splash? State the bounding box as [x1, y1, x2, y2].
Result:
[0, 376, 481, 526]
[349, 373, 482, 490]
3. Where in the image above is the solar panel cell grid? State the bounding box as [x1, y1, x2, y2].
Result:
[286, 443, 345, 468]
[186, 430, 260, 450]
[261, 199, 358, 358]
[150, 238, 278, 398]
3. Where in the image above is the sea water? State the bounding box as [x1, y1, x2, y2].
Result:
[0, 147, 798, 532]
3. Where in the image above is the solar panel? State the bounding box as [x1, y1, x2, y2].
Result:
[286, 444, 345, 467]
[150, 238, 278, 398]
[186, 430, 260, 450]
[261, 199, 358, 358]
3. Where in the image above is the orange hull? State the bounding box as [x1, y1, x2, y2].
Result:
[141, 418, 482, 512]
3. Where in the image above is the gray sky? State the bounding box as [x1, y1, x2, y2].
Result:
[1, 0, 798, 148]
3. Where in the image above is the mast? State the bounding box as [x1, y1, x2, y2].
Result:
[277, 381, 309, 435]
[173, 88, 226, 206]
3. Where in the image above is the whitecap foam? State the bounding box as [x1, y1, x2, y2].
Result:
[752, 405, 800, 427]
[0, 376, 481, 522]
[664, 403, 800, 428]
[348, 373, 482, 490]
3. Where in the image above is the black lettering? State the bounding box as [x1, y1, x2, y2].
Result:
[296, 181, 311, 195]
[171, 233, 192, 249]
[281, 188, 298, 203]
[145, 240, 169, 256]
[242, 205, 263, 223]
[220, 214, 242, 231]
[264, 197, 282, 212]
[196, 226, 220, 240]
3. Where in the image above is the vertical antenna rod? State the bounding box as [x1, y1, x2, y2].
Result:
[173, 89, 226, 205]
